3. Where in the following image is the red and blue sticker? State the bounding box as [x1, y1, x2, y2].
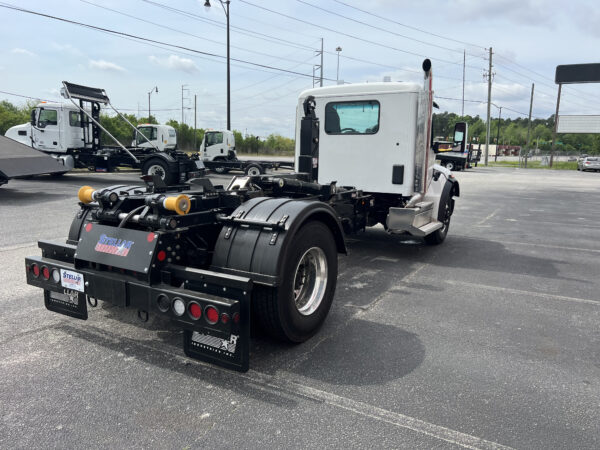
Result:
[94, 234, 134, 257]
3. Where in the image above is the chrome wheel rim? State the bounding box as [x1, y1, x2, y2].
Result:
[293, 247, 328, 316]
[147, 164, 166, 180]
[247, 167, 261, 176]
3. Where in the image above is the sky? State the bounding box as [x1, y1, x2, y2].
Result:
[1, 0, 600, 138]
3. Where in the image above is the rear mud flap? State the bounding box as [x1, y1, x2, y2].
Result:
[44, 289, 88, 320]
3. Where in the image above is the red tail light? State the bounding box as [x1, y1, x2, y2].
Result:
[221, 313, 230, 324]
[205, 305, 219, 324]
[42, 266, 50, 280]
[232, 312, 240, 324]
[188, 302, 202, 320]
[31, 264, 40, 278]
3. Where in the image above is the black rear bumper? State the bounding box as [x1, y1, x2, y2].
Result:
[25, 242, 252, 372]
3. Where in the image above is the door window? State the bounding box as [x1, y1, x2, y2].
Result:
[69, 111, 81, 127]
[206, 132, 223, 146]
[136, 126, 157, 144]
[38, 109, 58, 127]
[324, 100, 380, 135]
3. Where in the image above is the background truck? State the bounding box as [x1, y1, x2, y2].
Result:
[433, 122, 472, 171]
[200, 130, 294, 175]
[4, 82, 203, 184]
[24, 59, 459, 372]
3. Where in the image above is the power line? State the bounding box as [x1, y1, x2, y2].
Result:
[333, 0, 487, 51]
[238, 0, 485, 70]
[296, 0, 484, 59]
[141, 0, 316, 52]
[80, 0, 317, 67]
[0, 2, 338, 82]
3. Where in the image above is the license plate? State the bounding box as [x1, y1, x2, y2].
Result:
[60, 269, 85, 292]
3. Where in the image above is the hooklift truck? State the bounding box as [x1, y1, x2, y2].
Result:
[24, 60, 459, 372]
[6, 82, 203, 184]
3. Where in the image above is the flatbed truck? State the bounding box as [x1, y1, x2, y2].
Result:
[200, 130, 294, 175]
[24, 59, 460, 372]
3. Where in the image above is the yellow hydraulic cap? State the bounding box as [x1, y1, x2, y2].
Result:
[78, 186, 96, 204]
[163, 194, 191, 215]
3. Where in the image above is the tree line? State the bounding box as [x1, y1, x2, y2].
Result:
[1, 99, 598, 155]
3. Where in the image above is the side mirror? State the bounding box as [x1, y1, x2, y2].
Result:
[30, 109, 36, 125]
[453, 122, 467, 152]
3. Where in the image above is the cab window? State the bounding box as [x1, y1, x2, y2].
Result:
[136, 126, 157, 144]
[38, 109, 58, 127]
[69, 111, 81, 127]
[206, 132, 223, 146]
[324, 100, 380, 135]
[168, 129, 176, 138]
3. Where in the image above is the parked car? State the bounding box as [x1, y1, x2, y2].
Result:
[577, 156, 600, 171]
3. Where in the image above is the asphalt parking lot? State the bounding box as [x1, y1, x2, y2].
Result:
[1, 167, 599, 449]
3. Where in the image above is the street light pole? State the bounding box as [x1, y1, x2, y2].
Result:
[335, 46, 342, 82]
[495, 106, 502, 162]
[205, 0, 231, 131]
[147, 86, 158, 121]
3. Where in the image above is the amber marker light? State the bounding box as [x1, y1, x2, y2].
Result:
[163, 194, 191, 215]
[78, 186, 96, 204]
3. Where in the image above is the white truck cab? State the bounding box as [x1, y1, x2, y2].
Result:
[295, 82, 424, 197]
[200, 130, 236, 161]
[5, 102, 87, 153]
[132, 124, 177, 151]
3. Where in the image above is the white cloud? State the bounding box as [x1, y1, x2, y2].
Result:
[51, 43, 83, 56]
[88, 59, 126, 72]
[149, 55, 199, 74]
[11, 48, 36, 57]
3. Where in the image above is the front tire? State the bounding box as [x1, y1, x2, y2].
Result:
[424, 194, 453, 245]
[253, 221, 338, 343]
[444, 161, 455, 171]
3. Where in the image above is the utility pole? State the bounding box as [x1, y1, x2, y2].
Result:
[336, 46, 342, 83]
[313, 39, 323, 88]
[524, 83, 535, 168]
[181, 84, 189, 125]
[484, 47, 493, 166]
[194, 94, 197, 150]
[320, 38, 324, 87]
[462, 49, 465, 116]
[550, 83, 562, 168]
[495, 107, 502, 162]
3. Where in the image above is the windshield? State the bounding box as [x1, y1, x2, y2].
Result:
[136, 126, 157, 144]
[205, 132, 224, 146]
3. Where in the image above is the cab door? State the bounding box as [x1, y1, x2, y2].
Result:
[34, 107, 61, 152]
[316, 92, 418, 196]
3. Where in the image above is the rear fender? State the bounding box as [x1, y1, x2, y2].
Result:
[211, 197, 346, 286]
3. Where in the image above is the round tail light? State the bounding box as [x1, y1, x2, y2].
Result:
[52, 269, 61, 283]
[205, 305, 219, 324]
[42, 266, 50, 280]
[172, 297, 185, 316]
[157, 294, 170, 312]
[220, 313, 230, 324]
[188, 302, 202, 320]
[31, 264, 40, 278]
[232, 312, 240, 324]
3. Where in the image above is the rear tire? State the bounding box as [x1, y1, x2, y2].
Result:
[245, 164, 263, 176]
[252, 221, 338, 343]
[445, 161, 455, 171]
[142, 159, 175, 185]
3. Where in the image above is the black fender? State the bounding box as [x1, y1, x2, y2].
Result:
[211, 197, 346, 286]
[440, 176, 459, 218]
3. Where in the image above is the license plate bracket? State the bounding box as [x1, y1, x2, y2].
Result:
[44, 289, 88, 320]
